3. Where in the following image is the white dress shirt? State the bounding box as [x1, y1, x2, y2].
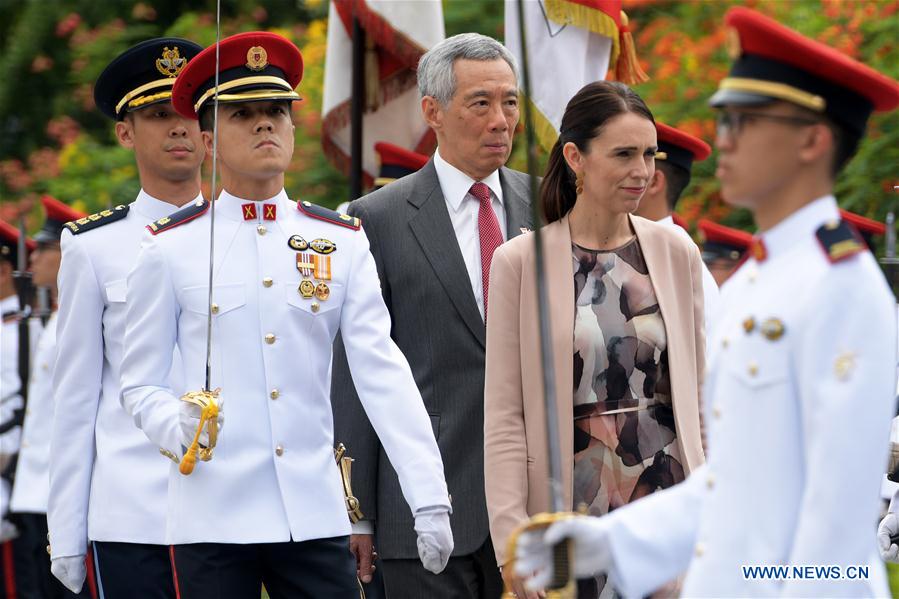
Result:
[434, 149, 507, 320]
[48, 189, 191, 558]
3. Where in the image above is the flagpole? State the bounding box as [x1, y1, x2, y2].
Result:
[349, 15, 364, 200]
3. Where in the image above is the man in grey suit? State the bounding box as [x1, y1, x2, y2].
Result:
[331, 33, 532, 599]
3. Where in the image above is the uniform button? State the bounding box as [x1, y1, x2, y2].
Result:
[262, 277, 273, 288]
[265, 333, 276, 344]
[695, 542, 705, 557]
[713, 406, 722, 419]
[311, 302, 320, 313]
[257, 224, 267, 235]
[706, 474, 715, 489]
[211, 303, 219, 314]
[275, 445, 284, 456]
[270, 389, 280, 399]
[721, 337, 729, 349]
[748, 362, 759, 377]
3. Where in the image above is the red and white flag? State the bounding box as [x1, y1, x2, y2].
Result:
[322, 0, 444, 187]
[505, 0, 647, 150]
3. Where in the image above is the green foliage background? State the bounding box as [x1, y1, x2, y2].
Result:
[0, 0, 897, 254]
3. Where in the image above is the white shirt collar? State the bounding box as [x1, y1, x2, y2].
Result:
[133, 189, 202, 222]
[658, 215, 674, 227]
[756, 195, 839, 261]
[433, 148, 504, 213]
[216, 188, 291, 222]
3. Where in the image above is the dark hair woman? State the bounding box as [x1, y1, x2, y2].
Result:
[484, 81, 706, 598]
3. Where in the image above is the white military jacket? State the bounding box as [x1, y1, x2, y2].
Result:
[10, 312, 57, 513]
[605, 197, 896, 597]
[48, 190, 191, 558]
[119, 189, 449, 545]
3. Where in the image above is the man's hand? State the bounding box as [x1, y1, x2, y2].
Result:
[514, 515, 612, 591]
[179, 397, 224, 448]
[878, 512, 899, 562]
[350, 533, 377, 583]
[51, 554, 86, 594]
[414, 507, 453, 574]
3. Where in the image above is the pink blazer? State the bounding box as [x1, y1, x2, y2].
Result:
[484, 213, 706, 564]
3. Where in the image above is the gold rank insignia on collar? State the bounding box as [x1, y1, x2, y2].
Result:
[156, 46, 186, 78]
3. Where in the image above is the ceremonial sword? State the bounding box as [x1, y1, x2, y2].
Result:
[179, 0, 223, 476]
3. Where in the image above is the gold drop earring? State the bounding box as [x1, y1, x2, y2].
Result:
[575, 171, 584, 195]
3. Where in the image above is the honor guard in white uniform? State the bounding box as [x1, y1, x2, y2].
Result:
[0, 219, 41, 597]
[47, 38, 205, 597]
[118, 32, 451, 599]
[512, 7, 899, 597]
[635, 122, 720, 337]
[697, 218, 753, 286]
[10, 196, 94, 598]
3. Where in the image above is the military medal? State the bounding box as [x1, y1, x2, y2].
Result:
[288, 234, 308, 251]
[310, 238, 336, 254]
[310, 254, 332, 303]
[296, 253, 315, 298]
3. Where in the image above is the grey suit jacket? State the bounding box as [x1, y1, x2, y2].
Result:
[331, 159, 533, 560]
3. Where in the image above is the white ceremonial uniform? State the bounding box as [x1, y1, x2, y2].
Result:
[659, 215, 719, 337]
[48, 190, 191, 559]
[1, 296, 41, 461]
[10, 311, 57, 513]
[602, 196, 896, 597]
[119, 190, 450, 545]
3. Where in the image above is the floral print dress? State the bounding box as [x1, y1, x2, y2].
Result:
[571, 239, 684, 598]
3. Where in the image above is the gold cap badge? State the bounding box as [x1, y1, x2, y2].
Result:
[246, 46, 268, 71]
[156, 46, 186, 78]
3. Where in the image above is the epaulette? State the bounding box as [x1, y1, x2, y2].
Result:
[297, 200, 360, 231]
[64, 205, 129, 235]
[147, 200, 209, 235]
[815, 219, 867, 264]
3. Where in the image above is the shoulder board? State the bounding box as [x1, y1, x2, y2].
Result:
[2, 310, 20, 324]
[297, 200, 360, 230]
[64, 205, 129, 235]
[147, 200, 209, 235]
[815, 219, 867, 264]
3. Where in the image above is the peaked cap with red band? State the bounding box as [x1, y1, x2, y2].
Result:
[0, 218, 36, 265]
[710, 7, 899, 136]
[655, 122, 712, 173]
[839, 209, 885, 251]
[698, 218, 753, 262]
[172, 31, 303, 119]
[374, 142, 429, 189]
[35, 195, 86, 243]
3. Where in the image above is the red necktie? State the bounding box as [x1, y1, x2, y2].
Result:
[471, 182, 503, 317]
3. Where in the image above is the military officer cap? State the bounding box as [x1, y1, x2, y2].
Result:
[0, 218, 36, 265]
[654, 122, 711, 174]
[698, 218, 752, 264]
[34, 195, 86, 244]
[172, 31, 303, 120]
[709, 7, 899, 136]
[94, 37, 203, 121]
[374, 142, 429, 189]
[839, 209, 885, 251]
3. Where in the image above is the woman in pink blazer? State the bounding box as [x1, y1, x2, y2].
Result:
[484, 82, 706, 598]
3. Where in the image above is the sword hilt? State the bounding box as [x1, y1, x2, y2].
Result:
[504, 512, 578, 598]
[178, 388, 220, 475]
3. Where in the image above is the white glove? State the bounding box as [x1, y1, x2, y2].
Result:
[0, 518, 18, 543]
[414, 507, 453, 574]
[514, 515, 613, 591]
[51, 554, 86, 594]
[878, 512, 899, 563]
[179, 397, 224, 449]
